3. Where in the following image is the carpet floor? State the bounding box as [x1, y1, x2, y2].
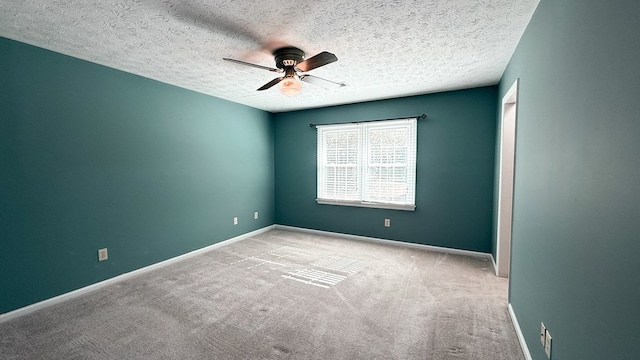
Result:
[0, 229, 524, 359]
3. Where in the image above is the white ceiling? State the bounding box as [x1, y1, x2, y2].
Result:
[0, 0, 539, 113]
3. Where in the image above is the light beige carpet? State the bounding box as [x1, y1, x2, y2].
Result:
[0, 229, 523, 359]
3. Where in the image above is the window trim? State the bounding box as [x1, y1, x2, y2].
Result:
[316, 198, 416, 211]
[315, 118, 417, 211]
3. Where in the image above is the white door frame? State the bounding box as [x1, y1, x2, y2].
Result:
[496, 79, 519, 278]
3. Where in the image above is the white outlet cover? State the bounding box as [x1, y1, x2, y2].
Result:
[544, 329, 552, 358]
[98, 248, 108, 261]
[384, 219, 390, 227]
[254, 212, 259, 219]
[540, 322, 546, 346]
[233, 217, 238, 225]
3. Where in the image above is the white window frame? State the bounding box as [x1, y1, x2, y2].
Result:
[316, 118, 417, 211]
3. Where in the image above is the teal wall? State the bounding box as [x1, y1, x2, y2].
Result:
[499, 0, 640, 359]
[274, 87, 497, 252]
[0, 37, 275, 314]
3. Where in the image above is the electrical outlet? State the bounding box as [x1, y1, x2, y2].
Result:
[98, 248, 108, 261]
[544, 329, 552, 359]
[254, 211, 259, 219]
[233, 217, 238, 225]
[540, 322, 546, 346]
[384, 219, 390, 227]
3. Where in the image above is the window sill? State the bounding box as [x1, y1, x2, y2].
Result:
[316, 199, 416, 211]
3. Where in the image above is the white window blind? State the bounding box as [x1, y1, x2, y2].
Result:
[316, 118, 417, 211]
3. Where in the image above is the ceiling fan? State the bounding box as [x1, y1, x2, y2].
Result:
[223, 46, 346, 96]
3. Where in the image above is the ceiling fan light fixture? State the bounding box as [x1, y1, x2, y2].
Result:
[280, 75, 302, 96]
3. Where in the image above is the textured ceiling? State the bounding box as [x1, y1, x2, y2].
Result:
[0, 0, 539, 112]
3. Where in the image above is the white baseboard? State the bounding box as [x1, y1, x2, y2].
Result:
[0, 225, 275, 323]
[508, 303, 532, 360]
[274, 225, 492, 260]
[491, 254, 499, 276]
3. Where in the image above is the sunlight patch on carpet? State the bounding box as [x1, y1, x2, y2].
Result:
[282, 269, 347, 288]
[230, 246, 318, 269]
[311, 256, 369, 274]
[270, 246, 318, 257]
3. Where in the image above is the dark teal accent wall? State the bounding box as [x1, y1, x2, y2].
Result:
[274, 87, 497, 252]
[499, 0, 640, 359]
[0, 37, 274, 314]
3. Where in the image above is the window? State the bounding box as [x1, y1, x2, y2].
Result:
[316, 118, 417, 211]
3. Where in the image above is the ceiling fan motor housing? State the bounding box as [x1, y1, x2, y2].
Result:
[273, 47, 305, 69]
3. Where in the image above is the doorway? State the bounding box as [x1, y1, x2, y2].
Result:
[496, 79, 518, 278]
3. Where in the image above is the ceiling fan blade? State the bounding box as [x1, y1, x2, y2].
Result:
[223, 58, 282, 73]
[295, 51, 338, 72]
[257, 77, 283, 91]
[300, 75, 346, 89]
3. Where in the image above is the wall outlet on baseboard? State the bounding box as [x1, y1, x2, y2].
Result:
[233, 217, 238, 225]
[254, 211, 259, 219]
[98, 248, 108, 261]
[384, 219, 390, 227]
